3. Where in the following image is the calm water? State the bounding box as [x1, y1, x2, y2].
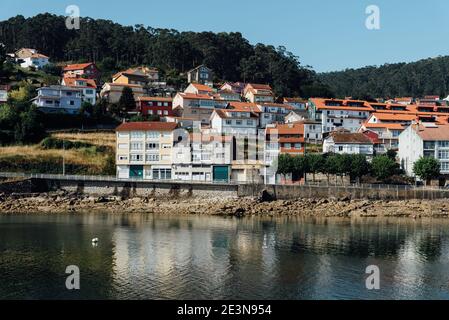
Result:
[1, 213, 449, 300]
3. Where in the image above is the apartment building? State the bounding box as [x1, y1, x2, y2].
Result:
[173, 93, 228, 125]
[243, 83, 275, 103]
[308, 98, 374, 134]
[136, 96, 173, 117]
[398, 123, 449, 177]
[210, 108, 259, 136]
[172, 133, 233, 182]
[116, 122, 178, 180]
[33, 85, 82, 114]
[257, 103, 294, 128]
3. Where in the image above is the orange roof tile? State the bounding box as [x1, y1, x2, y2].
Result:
[116, 122, 178, 132]
[63, 77, 97, 88]
[63, 63, 94, 71]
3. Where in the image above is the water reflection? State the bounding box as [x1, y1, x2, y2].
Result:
[1, 214, 449, 299]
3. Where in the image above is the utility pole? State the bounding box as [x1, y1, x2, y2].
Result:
[62, 140, 66, 176]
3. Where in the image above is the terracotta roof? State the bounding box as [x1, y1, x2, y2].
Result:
[260, 103, 294, 110]
[116, 122, 178, 132]
[373, 113, 416, 121]
[247, 83, 272, 90]
[63, 63, 94, 71]
[283, 97, 306, 103]
[329, 132, 373, 144]
[63, 77, 97, 88]
[214, 109, 258, 119]
[266, 123, 304, 135]
[227, 102, 261, 113]
[309, 98, 374, 112]
[138, 96, 172, 102]
[363, 123, 405, 130]
[191, 83, 213, 92]
[412, 124, 449, 141]
[179, 93, 214, 100]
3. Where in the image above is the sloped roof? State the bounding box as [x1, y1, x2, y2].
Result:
[329, 132, 373, 144]
[63, 63, 94, 71]
[116, 122, 178, 132]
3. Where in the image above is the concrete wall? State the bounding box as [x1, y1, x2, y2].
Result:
[238, 184, 449, 201]
[32, 178, 237, 199]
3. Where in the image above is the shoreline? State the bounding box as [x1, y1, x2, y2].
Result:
[2, 190, 449, 218]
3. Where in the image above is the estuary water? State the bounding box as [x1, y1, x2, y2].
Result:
[1, 213, 449, 300]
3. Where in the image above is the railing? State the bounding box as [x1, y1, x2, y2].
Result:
[2, 171, 449, 191]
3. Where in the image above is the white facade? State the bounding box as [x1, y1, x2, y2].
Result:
[20, 56, 49, 69]
[321, 109, 369, 133]
[210, 110, 259, 136]
[0, 88, 8, 103]
[257, 104, 293, 128]
[323, 135, 373, 155]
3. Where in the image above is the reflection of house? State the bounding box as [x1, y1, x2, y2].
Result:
[323, 130, 374, 156]
[63, 63, 100, 81]
[136, 96, 173, 117]
[100, 83, 144, 104]
[399, 123, 449, 177]
[0, 85, 10, 103]
[116, 122, 178, 180]
[33, 85, 82, 114]
[243, 83, 274, 103]
[62, 77, 97, 105]
[15, 48, 49, 69]
[186, 65, 213, 85]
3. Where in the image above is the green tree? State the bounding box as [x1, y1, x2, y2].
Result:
[413, 157, 440, 185]
[350, 154, 371, 183]
[14, 106, 46, 144]
[371, 156, 399, 181]
[305, 153, 325, 182]
[321, 153, 339, 183]
[118, 87, 136, 116]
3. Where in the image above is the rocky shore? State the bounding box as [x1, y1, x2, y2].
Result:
[1, 189, 449, 218]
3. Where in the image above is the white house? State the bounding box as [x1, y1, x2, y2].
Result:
[398, 123, 449, 177]
[257, 103, 294, 128]
[243, 83, 274, 103]
[62, 77, 97, 105]
[210, 109, 259, 137]
[15, 48, 49, 69]
[323, 130, 374, 155]
[33, 85, 82, 114]
[0, 85, 10, 103]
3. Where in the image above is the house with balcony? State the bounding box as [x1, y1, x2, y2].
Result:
[63, 63, 100, 81]
[14, 48, 49, 69]
[398, 123, 449, 177]
[172, 132, 233, 182]
[173, 93, 228, 125]
[323, 130, 374, 156]
[61, 77, 97, 105]
[100, 83, 145, 104]
[136, 96, 173, 117]
[115, 122, 178, 180]
[243, 83, 274, 103]
[308, 98, 374, 134]
[210, 108, 259, 137]
[32, 85, 82, 114]
[283, 97, 307, 111]
[257, 103, 294, 128]
[186, 65, 214, 85]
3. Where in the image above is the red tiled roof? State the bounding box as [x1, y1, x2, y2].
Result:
[63, 63, 94, 71]
[138, 96, 172, 102]
[63, 77, 97, 88]
[266, 123, 304, 135]
[329, 132, 373, 144]
[116, 122, 178, 132]
[191, 83, 213, 92]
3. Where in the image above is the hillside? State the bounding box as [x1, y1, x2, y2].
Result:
[319, 56, 449, 99]
[0, 13, 330, 98]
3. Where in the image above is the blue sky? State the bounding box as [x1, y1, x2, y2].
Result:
[1, 0, 449, 72]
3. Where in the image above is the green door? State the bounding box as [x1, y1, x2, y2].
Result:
[129, 165, 144, 179]
[213, 166, 229, 183]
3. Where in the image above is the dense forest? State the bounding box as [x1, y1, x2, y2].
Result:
[0, 13, 333, 98]
[319, 56, 449, 99]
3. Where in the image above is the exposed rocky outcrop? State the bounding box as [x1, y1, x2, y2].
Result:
[1, 190, 449, 218]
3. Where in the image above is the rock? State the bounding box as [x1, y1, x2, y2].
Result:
[258, 189, 274, 202]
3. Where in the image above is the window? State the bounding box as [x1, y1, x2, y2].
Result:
[157, 102, 162, 106]
[130, 142, 143, 151]
[85, 89, 94, 94]
[226, 120, 232, 125]
[157, 110, 162, 115]
[439, 141, 449, 148]
[146, 154, 159, 162]
[163, 110, 168, 115]
[439, 150, 449, 160]
[264, 114, 270, 119]
[118, 132, 129, 138]
[118, 155, 128, 161]
[284, 143, 291, 149]
[163, 102, 169, 107]
[338, 146, 344, 151]
[162, 144, 172, 149]
[441, 162, 449, 171]
[131, 131, 144, 139]
[146, 131, 159, 139]
[130, 154, 143, 161]
[236, 120, 242, 125]
[69, 101, 75, 106]
[294, 143, 301, 149]
[146, 143, 159, 150]
[118, 143, 128, 150]
[152, 168, 172, 180]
